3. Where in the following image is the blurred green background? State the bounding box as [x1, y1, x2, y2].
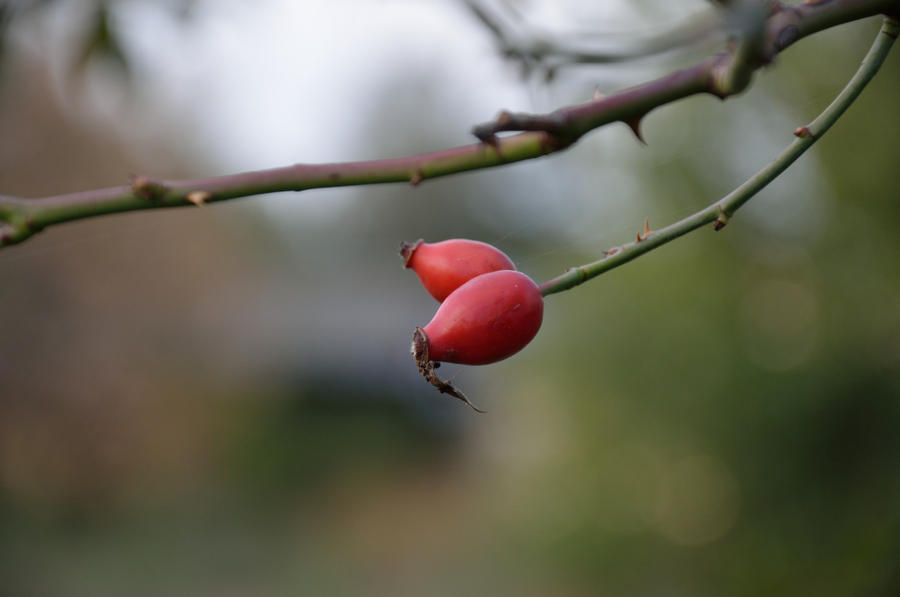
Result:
[1, 1, 899, 595]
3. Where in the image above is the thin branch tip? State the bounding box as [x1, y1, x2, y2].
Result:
[539, 15, 896, 297]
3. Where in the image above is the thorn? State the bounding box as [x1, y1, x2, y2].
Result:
[644, 218, 651, 237]
[623, 115, 647, 145]
[793, 126, 815, 138]
[604, 246, 621, 257]
[497, 110, 512, 127]
[409, 168, 424, 187]
[636, 218, 652, 242]
[593, 87, 606, 101]
[186, 190, 211, 207]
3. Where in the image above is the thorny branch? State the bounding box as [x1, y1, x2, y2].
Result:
[0, 0, 898, 250]
[539, 15, 899, 296]
[470, 0, 884, 141]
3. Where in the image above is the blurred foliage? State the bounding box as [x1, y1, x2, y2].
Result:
[72, 2, 128, 78]
[222, 375, 463, 498]
[0, 0, 196, 80]
[1, 2, 899, 596]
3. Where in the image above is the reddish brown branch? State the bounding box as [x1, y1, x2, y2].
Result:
[471, 0, 897, 141]
[0, 0, 896, 249]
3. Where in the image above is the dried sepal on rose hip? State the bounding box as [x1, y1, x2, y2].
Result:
[399, 238, 516, 302]
[412, 270, 544, 412]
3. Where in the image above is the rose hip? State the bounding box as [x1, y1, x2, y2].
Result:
[400, 238, 516, 302]
[412, 270, 543, 367]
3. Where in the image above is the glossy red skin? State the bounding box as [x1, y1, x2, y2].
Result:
[421, 270, 543, 365]
[403, 239, 515, 302]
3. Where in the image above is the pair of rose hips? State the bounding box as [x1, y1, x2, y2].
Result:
[401, 238, 544, 369]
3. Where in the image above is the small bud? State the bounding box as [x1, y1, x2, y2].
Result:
[714, 207, 730, 231]
[793, 126, 814, 138]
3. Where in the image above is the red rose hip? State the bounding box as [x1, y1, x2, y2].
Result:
[412, 270, 543, 366]
[400, 238, 516, 302]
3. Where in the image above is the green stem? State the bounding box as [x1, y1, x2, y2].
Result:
[539, 16, 898, 297]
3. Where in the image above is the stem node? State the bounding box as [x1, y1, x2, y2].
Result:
[714, 206, 730, 231]
[130, 174, 168, 201]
